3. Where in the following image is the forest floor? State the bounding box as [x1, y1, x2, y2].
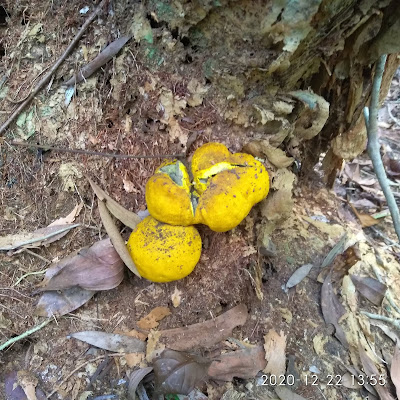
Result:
[1, 2, 400, 400]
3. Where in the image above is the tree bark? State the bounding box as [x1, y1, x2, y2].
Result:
[145, 0, 400, 182]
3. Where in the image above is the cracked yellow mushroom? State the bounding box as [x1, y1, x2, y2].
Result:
[146, 160, 195, 226]
[127, 216, 202, 282]
[145, 142, 270, 232]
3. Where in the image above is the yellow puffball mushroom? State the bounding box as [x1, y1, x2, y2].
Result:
[145, 142, 270, 232]
[127, 216, 202, 282]
[194, 162, 269, 232]
[146, 160, 195, 226]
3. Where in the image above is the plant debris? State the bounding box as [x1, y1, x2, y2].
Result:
[158, 304, 248, 351]
[37, 238, 124, 291]
[69, 331, 146, 353]
[154, 350, 210, 395]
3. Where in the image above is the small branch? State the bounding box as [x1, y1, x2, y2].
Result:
[0, 319, 51, 351]
[9, 140, 185, 159]
[361, 311, 400, 330]
[364, 54, 400, 243]
[0, 0, 106, 136]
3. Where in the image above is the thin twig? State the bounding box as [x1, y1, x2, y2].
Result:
[46, 353, 126, 399]
[0, 319, 51, 351]
[370, 226, 400, 249]
[364, 54, 400, 242]
[387, 105, 400, 127]
[0, 0, 106, 136]
[361, 311, 400, 330]
[8, 140, 184, 159]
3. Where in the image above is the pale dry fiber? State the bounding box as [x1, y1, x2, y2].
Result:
[208, 345, 266, 381]
[263, 329, 287, 376]
[171, 287, 182, 308]
[137, 306, 172, 330]
[69, 331, 146, 353]
[37, 238, 124, 291]
[159, 304, 248, 351]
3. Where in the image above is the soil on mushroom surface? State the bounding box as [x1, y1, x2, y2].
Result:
[1, 1, 400, 399]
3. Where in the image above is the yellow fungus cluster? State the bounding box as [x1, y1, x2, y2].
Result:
[127, 143, 270, 282]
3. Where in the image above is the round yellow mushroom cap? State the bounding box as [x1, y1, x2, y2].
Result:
[145, 160, 195, 226]
[127, 216, 202, 282]
[144, 142, 270, 232]
[193, 162, 270, 232]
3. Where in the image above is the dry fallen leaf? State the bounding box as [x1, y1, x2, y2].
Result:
[4, 371, 46, 400]
[284, 264, 313, 291]
[171, 287, 182, 308]
[318, 244, 361, 283]
[350, 275, 387, 306]
[261, 146, 294, 168]
[370, 320, 400, 344]
[391, 345, 400, 399]
[344, 163, 377, 186]
[146, 330, 165, 363]
[263, 330, 287, 376]
[341, 372, 363, 389]
[64, 36, 131, 86]
[208, 345, 266, 381]
[154, 349, 210, 395]
[48, 203, 83, 226]
[321, 273, 348, 348]
[35, 287, 96, 317]
[275, 386, 307, 400]
[87, 176, 141, 229]
[97, 199, 141, 277]
[359, 342, 395, 400]
[127, 367, 153, 400]
[320, 233, 348, 269]
[349, 202, 380, 228]
[137, 307, 172, 330]
[159, 304, 248, 351]
[69, 331, 146, 353]
[125, 352, 145, 368]
[37, 238, 124, 291]
[0, 223, 80, 252]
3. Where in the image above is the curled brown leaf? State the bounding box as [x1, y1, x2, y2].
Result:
[38, 238, 124, 291]
[154, 349, 210, 395]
